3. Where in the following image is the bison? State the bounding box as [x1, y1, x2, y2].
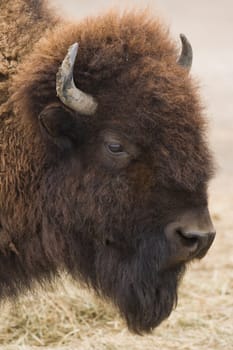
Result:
[0, 1, 216, 333]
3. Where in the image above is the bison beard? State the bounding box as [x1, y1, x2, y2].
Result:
[94, 232, 185, 333]
[0, 222, 184, 334]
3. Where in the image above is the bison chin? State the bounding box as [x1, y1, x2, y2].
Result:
[94, 232, 186, 334]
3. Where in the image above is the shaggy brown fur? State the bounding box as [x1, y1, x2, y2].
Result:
[0, 0, 58, 105]
[0, 2, 214, 333]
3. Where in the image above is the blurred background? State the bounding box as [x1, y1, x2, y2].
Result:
[1, 1, 233, 349]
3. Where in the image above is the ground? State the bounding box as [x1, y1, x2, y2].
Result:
[0, 1, 232, 349]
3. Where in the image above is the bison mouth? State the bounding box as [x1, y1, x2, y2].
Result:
[94, 232, 186, 333]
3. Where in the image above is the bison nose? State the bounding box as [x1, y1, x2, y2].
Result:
[175, 228, 216, 258]
[165, 208, 216, 263]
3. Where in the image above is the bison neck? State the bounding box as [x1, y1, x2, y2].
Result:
[0, 112, 63, 298]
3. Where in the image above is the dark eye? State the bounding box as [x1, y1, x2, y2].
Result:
[106, 143, 125, 154]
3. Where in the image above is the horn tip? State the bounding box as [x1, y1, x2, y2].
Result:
[70, 42, 79, 50]
[62, 42, 80, 73]
[178, 33, 193, 71]
[179, 33, 187, 45]
[68, 42, 79, 61]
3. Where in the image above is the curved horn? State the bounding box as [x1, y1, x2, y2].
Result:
[177, 34, 193, 71]
[56, 43, 97, 115]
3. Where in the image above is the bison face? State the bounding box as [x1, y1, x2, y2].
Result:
[39, 109, 215, 333]
[75, 130, 215, 333]
[35, 41, 216, 333]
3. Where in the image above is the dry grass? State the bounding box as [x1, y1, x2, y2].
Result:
[0, 182, 232, 350]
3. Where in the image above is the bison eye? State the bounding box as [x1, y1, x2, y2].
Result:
[106, 143, 125, 155]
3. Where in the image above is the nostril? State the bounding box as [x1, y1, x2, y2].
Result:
[176, 229, 216, 253]
[176, 229, 199, 247]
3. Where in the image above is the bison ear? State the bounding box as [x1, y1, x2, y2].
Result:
[38, 103, 84, 150]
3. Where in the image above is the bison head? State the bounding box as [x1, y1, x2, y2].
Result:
[10, 12, 215, 333]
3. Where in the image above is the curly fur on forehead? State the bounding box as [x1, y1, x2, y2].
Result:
[11, 10, 175, 115]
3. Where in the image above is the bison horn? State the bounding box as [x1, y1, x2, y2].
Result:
[177, 34, 193, 71]
[56, 43, 98, 115]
